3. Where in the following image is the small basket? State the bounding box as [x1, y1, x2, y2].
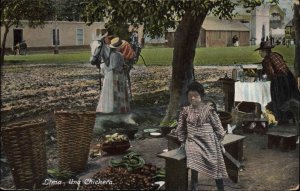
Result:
[1, 119, 47, 189]
[54, 110, 96, 173]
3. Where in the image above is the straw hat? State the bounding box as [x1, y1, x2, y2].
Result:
[109, 37, 125, 48]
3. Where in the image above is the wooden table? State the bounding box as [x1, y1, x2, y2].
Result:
[234, 81, 271, 112]
[158, 134, 245, 190]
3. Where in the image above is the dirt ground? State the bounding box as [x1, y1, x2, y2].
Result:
[1, 62, 299, 190]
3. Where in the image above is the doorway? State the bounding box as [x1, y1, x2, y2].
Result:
[13, 29, 23, 46]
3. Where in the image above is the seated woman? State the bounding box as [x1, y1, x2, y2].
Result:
[176, 81, 228, 191]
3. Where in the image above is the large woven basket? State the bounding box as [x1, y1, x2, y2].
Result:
[231, 102, 256, 126]
[1, 120, 47, 189]
[54, 110, 96, 173]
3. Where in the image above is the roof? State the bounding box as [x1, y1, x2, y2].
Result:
[286, 19, 293, 27]
[202, 17, 249, 31]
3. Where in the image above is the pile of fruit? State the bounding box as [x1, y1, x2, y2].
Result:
[103, 133, 129, 144]
[81, 167, 159, 190]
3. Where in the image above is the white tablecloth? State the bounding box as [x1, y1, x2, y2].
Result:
[234, 81, 271, 111]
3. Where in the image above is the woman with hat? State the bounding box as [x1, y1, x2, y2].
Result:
[255, 41, 300, 124]
[96, 37, 130, 113]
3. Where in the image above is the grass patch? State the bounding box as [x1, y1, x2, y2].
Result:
[4, 45, 295, 66]
[4, 51, 90, 64]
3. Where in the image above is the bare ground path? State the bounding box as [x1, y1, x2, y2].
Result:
[1, 63, 298, 190]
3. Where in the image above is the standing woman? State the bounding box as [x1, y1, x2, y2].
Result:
[96, 37, 130, 113]
[176, 81, 228, 191]
[255, 41, 300, 124]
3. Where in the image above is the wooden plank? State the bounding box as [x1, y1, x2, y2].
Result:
[162, 134, 245, 161]
[222, 134, 246, 145]
[157, 148, 185, 161]
[242, 118, 267, 122]
[167, 133, 245, 147]
[165, 159, 188, 190]
[267, 131, 297, 138]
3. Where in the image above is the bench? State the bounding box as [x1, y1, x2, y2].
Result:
[267, 131, 298, 151]
[158, 134, 245, 190]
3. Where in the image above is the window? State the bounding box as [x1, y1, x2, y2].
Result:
[52, 29, 60, 45]
[96, 29, 101, 37]
[76, 29, 84, 45]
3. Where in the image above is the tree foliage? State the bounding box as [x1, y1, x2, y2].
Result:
[1, 0, 55, 29]
[1, 0, 55, 64]
[82, 0, 278, 38]
[81, 0, 280, 123]
[57, 0, 86, 21]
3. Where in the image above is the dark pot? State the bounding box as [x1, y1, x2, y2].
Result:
[217, 111, 232, 130]
[101, 141, 130, 154]
[160, 126, 176, 136]
[117, 128, 138, 140]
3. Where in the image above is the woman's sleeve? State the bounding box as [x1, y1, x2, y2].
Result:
[209, 108, 226, 142]
[262, 58, 274, 79]
[176, 107, 188, 143]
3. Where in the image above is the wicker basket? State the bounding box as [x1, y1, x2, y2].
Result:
[54, 110, 96, 173]
[1, 120, 47, 189]
[231, 102, 256, 126]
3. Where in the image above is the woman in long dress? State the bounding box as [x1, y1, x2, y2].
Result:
[96, 37, 130, 113]
[255, 41, 300, 124]
[176, 81, 228, 191]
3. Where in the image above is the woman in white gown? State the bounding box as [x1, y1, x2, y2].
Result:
[96, 37, 130, 113]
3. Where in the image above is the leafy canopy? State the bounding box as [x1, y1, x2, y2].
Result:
[1, 0, 55, 28]
[82, 0, 279, 38]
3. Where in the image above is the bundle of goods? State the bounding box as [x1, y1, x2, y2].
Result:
[101, 133, 130, 154]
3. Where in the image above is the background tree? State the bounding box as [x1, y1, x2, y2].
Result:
[83, 0, 277, 123]
[57, 0, 85, 21]
[294, 0, 300, 77]
[0, 0, 55, 64]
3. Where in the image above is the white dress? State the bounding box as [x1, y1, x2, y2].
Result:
[96, 50, 130, 113]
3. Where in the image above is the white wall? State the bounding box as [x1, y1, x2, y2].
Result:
[0, 21, 105, 49]
[251, 4, 270, 45]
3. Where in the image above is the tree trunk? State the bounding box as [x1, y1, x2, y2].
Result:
[294, 2, 300, 77]
[1, 25, 10, 65]
[162, 12, 207, 123]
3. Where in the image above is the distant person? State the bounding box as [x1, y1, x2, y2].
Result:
[270, 35, 274, 45]
[19, 40, 27, 55]
[255, 41, 300, 124]
[286, 39, 290, 48]
[176, 81, 228, 191]
[232, 35, 239, 47]
[13, 42, 20, 55]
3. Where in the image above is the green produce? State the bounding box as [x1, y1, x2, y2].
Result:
[110, 152, 145, 171]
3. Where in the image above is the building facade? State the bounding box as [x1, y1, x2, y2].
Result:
[1, 21, 106, 51]
[165, 17, 250, 48]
